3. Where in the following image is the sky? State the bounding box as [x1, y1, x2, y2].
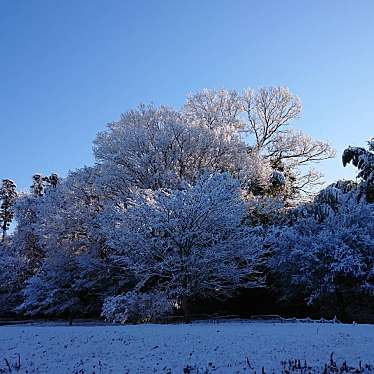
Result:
[1, 0, 373, 191]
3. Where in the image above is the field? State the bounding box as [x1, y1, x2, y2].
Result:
[1, 321, 374, 373]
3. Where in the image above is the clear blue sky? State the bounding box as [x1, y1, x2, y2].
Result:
[1, 0, 373, 190]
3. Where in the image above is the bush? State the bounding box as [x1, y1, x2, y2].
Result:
[101, 291, 173, 323]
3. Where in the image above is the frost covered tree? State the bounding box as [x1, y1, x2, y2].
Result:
[18, 251, 84, 320]
[31, 173, 59, 196]
[47, 173, 59, 188]
[184, 87, 335, 198]
[183, 89, 244, 138]
[102, 173, 264, 319]
[5, 89, 361, 322]
[94, 104, 246, 193]
[31, 174, 46, 196]
[0, 240, 27, 316]
[0, 179, 17, 241]
[269, 200, 374, 321]
[343, 138, 374, 202]
[19, 166, 126, 319]
[269, 141, 374, 321]
[13, 193, 45, 274]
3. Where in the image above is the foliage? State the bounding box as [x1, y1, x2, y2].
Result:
[101, 291, 172, 323]
[102, 173, 264, 313]
[0, 179, 17, 241]
[0, 88, 372, 323]
[342, 139, 374, 202]
[269, 180, 374, 319]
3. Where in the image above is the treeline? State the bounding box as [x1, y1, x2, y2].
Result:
[0, 87, 373, 323]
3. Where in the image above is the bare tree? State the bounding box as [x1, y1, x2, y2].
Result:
[243, 87, 302, 150]
[184, 87, 336, 198]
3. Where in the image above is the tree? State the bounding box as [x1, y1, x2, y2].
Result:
[12, 193, 45, 276]
[0, 240, 26, 316]
[31, 173, 59, 196]
[343, 138, 374, 202]
[18, 251, 83, 320]
[0, 179, 17, 241]
[12, 173, 59, 275]
[269, 199, 374, 321]
[93, 104, 245, 193]
[93, 97, 298, 204]
[183, 88, 244, 139]
[184, 87, 336, 198]
[269, 141, 374, 321]
[102, 173, 264, 319]
[6, 89, 353, 323]
[19, 166, 126, 319]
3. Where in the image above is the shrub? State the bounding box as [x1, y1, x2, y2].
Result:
[101, 291, 173, 323]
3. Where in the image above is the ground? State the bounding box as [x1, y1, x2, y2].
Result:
[1, 321, 374, 373]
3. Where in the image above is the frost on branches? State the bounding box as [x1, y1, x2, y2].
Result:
[0, 241, 26, 315]
[18, 167, 125, 318]
[269, 141, 374, 321]
[102, 291, 172, 323]
[185, 87, 335, 198]
[3, 86, 368, 323]
[102, 173, 264, 318]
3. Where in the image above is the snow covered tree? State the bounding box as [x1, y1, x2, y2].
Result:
[18, 251, 84, 320]
[269, 199, 374, 321]
[184, 87, 335, 198]
[31, 174, 46, 196]
[7, 89, 359, 323]
[183, 88, 245, 139]
[31, 173, 59, 196]
[343, 138, 374, 202]
[19, 166, 127, 319]
[0, 179, 17, 241]
[102, 173, 264, 319]
[269, 141, 374, 321]
[93, 104, 246, 193]
[11, 173, 61, 274]
[47, 173, 59, 188]
[0, 240, 27, 316]
[12, 193, 45, 274]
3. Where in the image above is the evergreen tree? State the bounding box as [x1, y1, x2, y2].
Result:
[343, 138, 374, 202]
[0, 179, 17, 241]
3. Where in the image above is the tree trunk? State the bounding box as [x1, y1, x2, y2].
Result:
[182, 296, 191, 323]
[68, 312, 73, 326]
[1, 225, 5, 242]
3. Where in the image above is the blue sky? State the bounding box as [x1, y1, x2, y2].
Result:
[1, 0, 373, 190]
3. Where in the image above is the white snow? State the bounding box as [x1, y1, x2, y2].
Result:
[1, 321, 374, 373]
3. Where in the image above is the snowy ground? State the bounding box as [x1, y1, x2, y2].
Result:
[1, 321, 374, 373]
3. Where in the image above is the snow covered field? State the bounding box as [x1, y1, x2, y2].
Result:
[1, 321, 374, 373]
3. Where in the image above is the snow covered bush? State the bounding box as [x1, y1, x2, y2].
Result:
[102, 291, 172, 323]
[245, 195, 286, 225]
